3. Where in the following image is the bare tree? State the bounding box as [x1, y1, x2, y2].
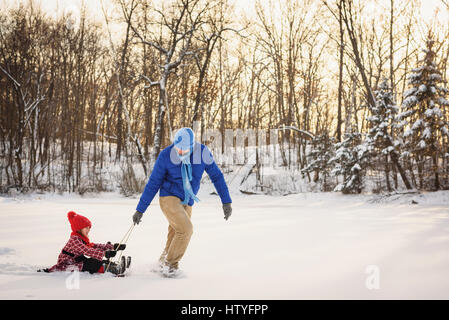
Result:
[130, 0, 212, 160]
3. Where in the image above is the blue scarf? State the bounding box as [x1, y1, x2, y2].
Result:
[178, 149, 200, 205]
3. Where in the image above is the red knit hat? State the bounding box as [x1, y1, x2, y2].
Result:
[67, 211, 91, 232]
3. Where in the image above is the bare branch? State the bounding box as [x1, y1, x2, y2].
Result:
[0, 65, 21, 88]
[141, 74, 160, 88]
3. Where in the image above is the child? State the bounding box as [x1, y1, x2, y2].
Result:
[40, 211, 128, 275]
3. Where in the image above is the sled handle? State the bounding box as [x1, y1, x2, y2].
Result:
[105, 223, 135, 273]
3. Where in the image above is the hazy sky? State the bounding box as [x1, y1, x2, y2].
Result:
[1, 0, 448, 23]
[1, 0, 447, 100]
[0, 0, 447, 49]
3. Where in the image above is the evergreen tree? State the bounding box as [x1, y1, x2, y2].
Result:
[302, 133, 336, 191]
[330, 132, 369, 194]
[364, 78, 400, 192]
[398, 32, 449, 190]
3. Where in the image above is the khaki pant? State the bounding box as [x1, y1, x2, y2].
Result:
[158, 196, 193, 269]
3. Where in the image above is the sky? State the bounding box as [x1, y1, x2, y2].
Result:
[0, 0, 447, 73]
[1, 0, 448, 24]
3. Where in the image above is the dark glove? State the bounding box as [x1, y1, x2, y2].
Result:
[133, 210, 143, 225]
[223, 203, 232, 221]
[113, 243, 126, 251]
[105, 250, 117, 259]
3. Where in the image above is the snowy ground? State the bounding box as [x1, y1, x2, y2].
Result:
[1, 188, 449, 300]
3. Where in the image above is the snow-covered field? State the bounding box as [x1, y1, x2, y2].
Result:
[1, 188, 449, 300]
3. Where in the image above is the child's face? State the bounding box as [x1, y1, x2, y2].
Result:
[80, 226, 90, 237]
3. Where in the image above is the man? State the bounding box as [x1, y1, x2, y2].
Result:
[132, 127, 232, 277]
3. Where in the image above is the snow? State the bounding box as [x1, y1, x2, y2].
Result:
[418, 140, 427, 149]
[422, 127, 431, 139]
[425, 107, 442, 118]
[411, 119, 423, 130]
[1, 191, 449, 299]
[418, 84, 427, 93]
[379, 121, 388, 129]
[429, 73, 442, 81]
[402, 95, 418, 107]
[438, 97, 449, 106]
[382, 146, 394, 155]
[437, 86, 449, 94]
[403, 128, 413, 137]
[403, 87, 417, 97]
[411, 66, 425, 73]
[442, 126, 449, 136]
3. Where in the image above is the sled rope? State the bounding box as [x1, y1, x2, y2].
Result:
[105, 223, 135, 273]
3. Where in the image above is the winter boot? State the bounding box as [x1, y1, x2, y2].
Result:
[160, 260, 179, 278]
[105, 261, 124, 275]
[120, 256, 126, 271]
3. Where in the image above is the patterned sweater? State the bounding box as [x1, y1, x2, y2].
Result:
[47, 234, 113, 272]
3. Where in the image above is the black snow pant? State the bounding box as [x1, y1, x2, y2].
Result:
[81, 258, 104, 274]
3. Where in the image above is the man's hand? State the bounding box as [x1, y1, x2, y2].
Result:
[223, 203, 232, 221]
[133, 210, 143, 225]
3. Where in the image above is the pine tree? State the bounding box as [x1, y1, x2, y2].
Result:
[398, 31, 449, 190]
[364, 78, 400, 192]
[330, 132, 369, 194]
[302, 134, 336, 191]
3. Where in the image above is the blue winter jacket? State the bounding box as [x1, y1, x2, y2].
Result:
[136, 143, 232, 213]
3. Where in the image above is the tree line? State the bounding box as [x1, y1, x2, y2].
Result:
[0, 0, 448, 194]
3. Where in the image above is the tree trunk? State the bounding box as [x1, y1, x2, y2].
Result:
[153, 76, 167, 160]
[389, 150, 412, 190]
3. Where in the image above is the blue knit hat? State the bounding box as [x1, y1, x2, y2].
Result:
[173, 127, 195, 151]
